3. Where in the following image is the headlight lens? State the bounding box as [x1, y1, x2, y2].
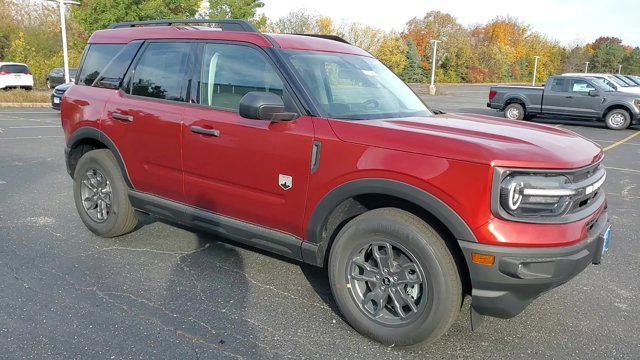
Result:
[499, 174, 576, 217]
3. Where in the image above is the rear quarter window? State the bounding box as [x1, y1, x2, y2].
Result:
[76, 44, 124, 86]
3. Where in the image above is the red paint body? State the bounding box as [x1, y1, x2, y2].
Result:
[61, 26, 604, 248]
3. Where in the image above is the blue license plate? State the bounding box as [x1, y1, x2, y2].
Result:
[602, 225, 611, 255]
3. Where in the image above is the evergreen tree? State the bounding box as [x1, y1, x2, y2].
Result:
[400, 39, 426, 83]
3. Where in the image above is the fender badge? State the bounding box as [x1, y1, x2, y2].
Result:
[279, 174, 292, 190]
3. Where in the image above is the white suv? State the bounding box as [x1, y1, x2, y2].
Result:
[562, 72, 640, 95]
[0, 62, 34, 90]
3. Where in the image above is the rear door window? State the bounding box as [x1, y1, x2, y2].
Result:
[0, 64, 29, 74]
[76, 44, 124, 86]
[129, 42, 194, 102]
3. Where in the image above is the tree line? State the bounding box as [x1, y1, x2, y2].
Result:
[1, 0, 639, 88]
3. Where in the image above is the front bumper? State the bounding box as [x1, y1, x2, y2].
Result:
[459, 210, 609, 318]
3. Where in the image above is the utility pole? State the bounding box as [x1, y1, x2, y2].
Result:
[618, 64, 622, 74]
[532, 56, 539, 86]
[584, 61, 589, 73]
[48, 0, 81, 84]
[429, 39, 441, 95]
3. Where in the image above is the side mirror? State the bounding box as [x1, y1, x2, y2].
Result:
[239, 91, 298, 121]
[588, 89, 599, 97]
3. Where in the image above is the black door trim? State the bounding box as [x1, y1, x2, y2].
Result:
[128, 190, 319, 264]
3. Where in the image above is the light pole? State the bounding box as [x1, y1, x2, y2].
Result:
[618, 64, 622, 74]
[47, 0, 80, 84]
[584, 61, 589, 73]
[429, 39, 441, 95]
[532, 56, 539, 86]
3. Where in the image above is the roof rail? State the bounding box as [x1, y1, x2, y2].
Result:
[107, 19, 259, 32]
[294, 34, 351, 45]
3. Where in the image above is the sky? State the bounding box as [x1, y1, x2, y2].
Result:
[259, 0, 640, 47]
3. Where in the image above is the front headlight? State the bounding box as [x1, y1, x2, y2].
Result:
[499, 174, 576, 217]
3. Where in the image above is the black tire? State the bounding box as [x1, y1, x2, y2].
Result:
[604, 109, 631, 130]
[504, 103, 525, 120]
[73, 149, 138, 237]
[328, 208, 462, 346]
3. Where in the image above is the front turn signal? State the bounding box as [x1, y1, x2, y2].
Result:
[471, 253, 495, 265]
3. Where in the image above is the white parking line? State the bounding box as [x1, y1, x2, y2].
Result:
[7, 125, 60, 128]
[0, 135, 64, 140]
[605, 166, 640, 174]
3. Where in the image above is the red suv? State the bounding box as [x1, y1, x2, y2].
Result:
[61, 19, 611, 346]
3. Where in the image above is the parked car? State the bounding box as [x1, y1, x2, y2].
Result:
[51, 82, 72, 110]
[562, 72, 640, 95]
[488, 75, 640, 129]
[623, 75, 640, 86]
[61, 19, 611, 346]
[0, 62, 33, 90]
[612, 74, 638, 87]
[46, 67, 77, 89]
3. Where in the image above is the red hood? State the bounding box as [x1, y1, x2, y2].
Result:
[328, 113, 603, 169]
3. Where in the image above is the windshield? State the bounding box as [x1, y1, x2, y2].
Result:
[607, 75, 628, 87]
[282, 50, 431, 120]
[590, 78, 615, 91]
[628, 75, 640, 86]
[615, 75, 637, 86]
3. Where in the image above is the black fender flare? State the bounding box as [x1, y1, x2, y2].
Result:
[66, 126, 134, 188]
[302, 178, 477, 266]
[503, 95, 529, 110]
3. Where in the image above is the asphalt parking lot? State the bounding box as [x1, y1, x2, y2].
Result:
[0, 87, 639, 359]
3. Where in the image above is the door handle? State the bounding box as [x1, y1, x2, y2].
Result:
[191, 125, 220, 137]
[112, 112, 133, 122]
[565, 96, 573, 99]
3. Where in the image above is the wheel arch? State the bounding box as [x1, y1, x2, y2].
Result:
[66, 127, 133, 188]
[303, 179, 476, 292]
[503, 95, 528, 110]
[602, 103, 632, 120]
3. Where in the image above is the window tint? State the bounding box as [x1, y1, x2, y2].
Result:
[0, 64, 29, 73]
[94, 41, 143, 89]
[198, 44, 284, 111]
[571, 80, 596, 93]
[550, 78, 566, 92]
[130, 42, 193, 101]
[77, 44, 124, 86]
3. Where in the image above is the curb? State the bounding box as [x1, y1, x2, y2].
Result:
[0, 103, 51, 108]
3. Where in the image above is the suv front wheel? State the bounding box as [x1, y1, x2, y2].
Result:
[328, 208, 462, 346]
[73, 149, 138, 237]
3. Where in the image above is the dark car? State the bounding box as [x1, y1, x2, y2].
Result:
[51, 82, 71, 110]
[60, 19, 610, 346]
[488, 75, 640, 129]
[46, 67, 77, 89]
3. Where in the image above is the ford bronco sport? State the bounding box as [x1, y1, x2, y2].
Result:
[60, 19, 611, 346]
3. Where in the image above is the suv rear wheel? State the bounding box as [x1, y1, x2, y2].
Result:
[73, 149, 138, 237]
[328, 208, 461, 346]
[604, 108, 631, 130]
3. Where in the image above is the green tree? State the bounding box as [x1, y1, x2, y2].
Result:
[622, 47, 640, 74]
[373, 33, 408, 75]
[590, 37, 626, 73]
[208, 0, 264, 27]
[71, 0, 200, 34]
[400, 39, 426, 83]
